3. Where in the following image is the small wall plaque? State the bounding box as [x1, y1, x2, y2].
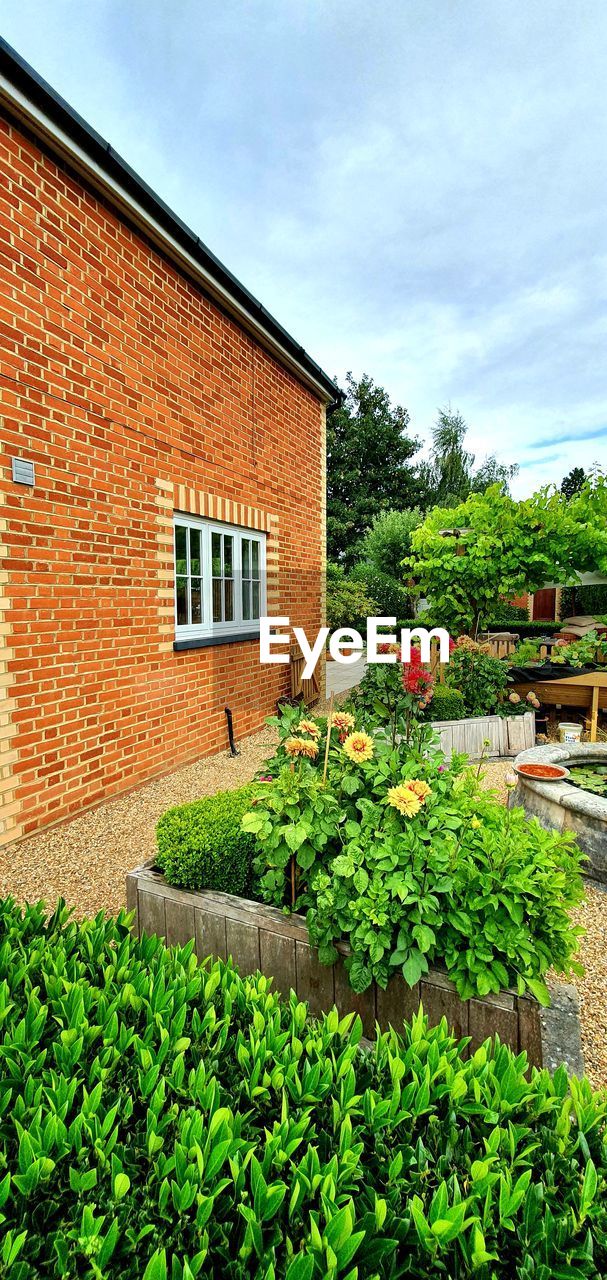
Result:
[11, 458, 35, 486]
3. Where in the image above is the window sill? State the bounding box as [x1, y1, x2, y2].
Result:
[173, 631, 261, 652]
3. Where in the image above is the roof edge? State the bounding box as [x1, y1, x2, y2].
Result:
[0, 37, 341, 405]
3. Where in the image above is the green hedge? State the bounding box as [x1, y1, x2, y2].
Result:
[487, 621, 561, 638]
[156, 784, 255, 894]
[426, 683, 466, 720]
[1, 897, 606, 1278]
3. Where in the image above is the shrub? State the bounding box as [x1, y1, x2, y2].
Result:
[348, 561, 412, 622]
[561, 583, 607, 617]
[326, 561, 378, 633]
[1, 898, 605, 1279]
[446, 637, 508, 715]
[485, 601, 529, 622]
[245, 724, 584, 1000]
[156, 784, 255, 893]
[357, 506, 422, 579]
[424, 683, 465, 721]
[489, 620, 561, 638]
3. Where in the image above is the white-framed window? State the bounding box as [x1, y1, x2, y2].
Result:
[174, 514, 266, 640]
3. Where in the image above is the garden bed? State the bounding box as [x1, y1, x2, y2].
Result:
[127, 858, 543, 1063]
[431, 709, 535, 759]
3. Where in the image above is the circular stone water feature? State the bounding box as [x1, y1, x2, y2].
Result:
[510, 744, 607, 882]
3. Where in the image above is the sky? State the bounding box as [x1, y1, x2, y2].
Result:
[2, 0, 606, 496]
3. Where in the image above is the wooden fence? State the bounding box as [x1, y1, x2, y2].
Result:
[289, 644, 320, 704]
[428, 632, 519, 682]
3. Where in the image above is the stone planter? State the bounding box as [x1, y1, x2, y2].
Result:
[431, 710, 535, 760]
[511, 743, 607, 882]
[126, 859, 543, 1064]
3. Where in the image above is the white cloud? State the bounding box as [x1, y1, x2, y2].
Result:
[2, 0, 607, 497]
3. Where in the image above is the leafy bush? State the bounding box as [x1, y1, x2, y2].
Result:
[357, 506, 422, 579]
[1, 898, 605, 1279]
[485, 601, 529, 622]
[446, 637, 509, 715]
[244, 715, 584, 1001]
[349, 645, 435, 748]
[326, 562, 378, 633]
[494, 621, 561, 638]
[157, 785, 255, 894]
[510, 638, 545, 667]
[348, 562, 412, 623]
[561, 583, 607, 617]
[424, 683, 465, 721]
[551, 630, 607, 669]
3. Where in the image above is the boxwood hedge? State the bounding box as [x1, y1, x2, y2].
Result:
[1, 896, 606, 1278]
[156, 784, 255, 894]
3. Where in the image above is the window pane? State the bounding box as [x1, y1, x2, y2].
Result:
[189, 528, 201, 577]
[224, 577, 234, 621]
[242, 579, 251, 620]
[252, 580, 260, 619]
[212, 533, 222, 578]
[175, 525, 187, 576]
[176, 577, 188, 625]
[224, 535, 234, 577]
[242, 538, 250, 578]
[191, 578, 202, 624]
[213, 579, 222, 623]
[252, 541, 259, 576]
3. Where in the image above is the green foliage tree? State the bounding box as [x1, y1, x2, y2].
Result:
[358, 507, 422, 579]
[327, 373, 420, 565]
[470, 453, 519, 494]
[561, 466, 588, 499]
[326, 561, 378, 632]
[408, 480, 607, 638]
[418, 406, 518, 508]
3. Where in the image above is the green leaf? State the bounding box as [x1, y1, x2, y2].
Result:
[284, 823, 310, 852]
[113, 1172, 130, 1200]
[143, 1250, 167, 1280]
[285, 1256, 314, 1280]
[525, 978, 551, 1006]
[402, 949, 426, 987]
[332, 855, 355, 877]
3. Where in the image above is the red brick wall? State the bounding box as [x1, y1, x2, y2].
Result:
[0, 114, 324, 842]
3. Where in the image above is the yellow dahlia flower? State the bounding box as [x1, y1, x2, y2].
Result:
[285, 737, 319, 759]
[387, 785, 422, 817]
[342, 731, 374, 763]
[296, 718, 321, 739]
[330, 711, 355, 733]
[406, 779, 432, 803]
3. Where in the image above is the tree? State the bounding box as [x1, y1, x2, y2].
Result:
[358, 508, 422, 580]
[419, 406, 518, 508]
[470, 455, 519, 494]
[327, 374, 420, 565]
[428, 407, 474, 506]
[561, 467, 588, 500]
[407, 480, 607, 638]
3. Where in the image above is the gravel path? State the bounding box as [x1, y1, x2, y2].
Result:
[1, 744, 606, 1088]
[479, 759, 607, 1090]
[0, 727, 276, 921]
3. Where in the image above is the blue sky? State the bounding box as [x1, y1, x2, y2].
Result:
[2, 0, 606, 495]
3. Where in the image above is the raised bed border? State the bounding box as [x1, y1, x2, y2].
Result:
[431, 710, 535, 760]
[126, 859, 543, 1065]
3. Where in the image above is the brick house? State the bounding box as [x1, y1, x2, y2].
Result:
[0, 41, 338, 846]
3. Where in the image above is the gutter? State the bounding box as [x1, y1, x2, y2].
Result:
[0, 37, 342, 407]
